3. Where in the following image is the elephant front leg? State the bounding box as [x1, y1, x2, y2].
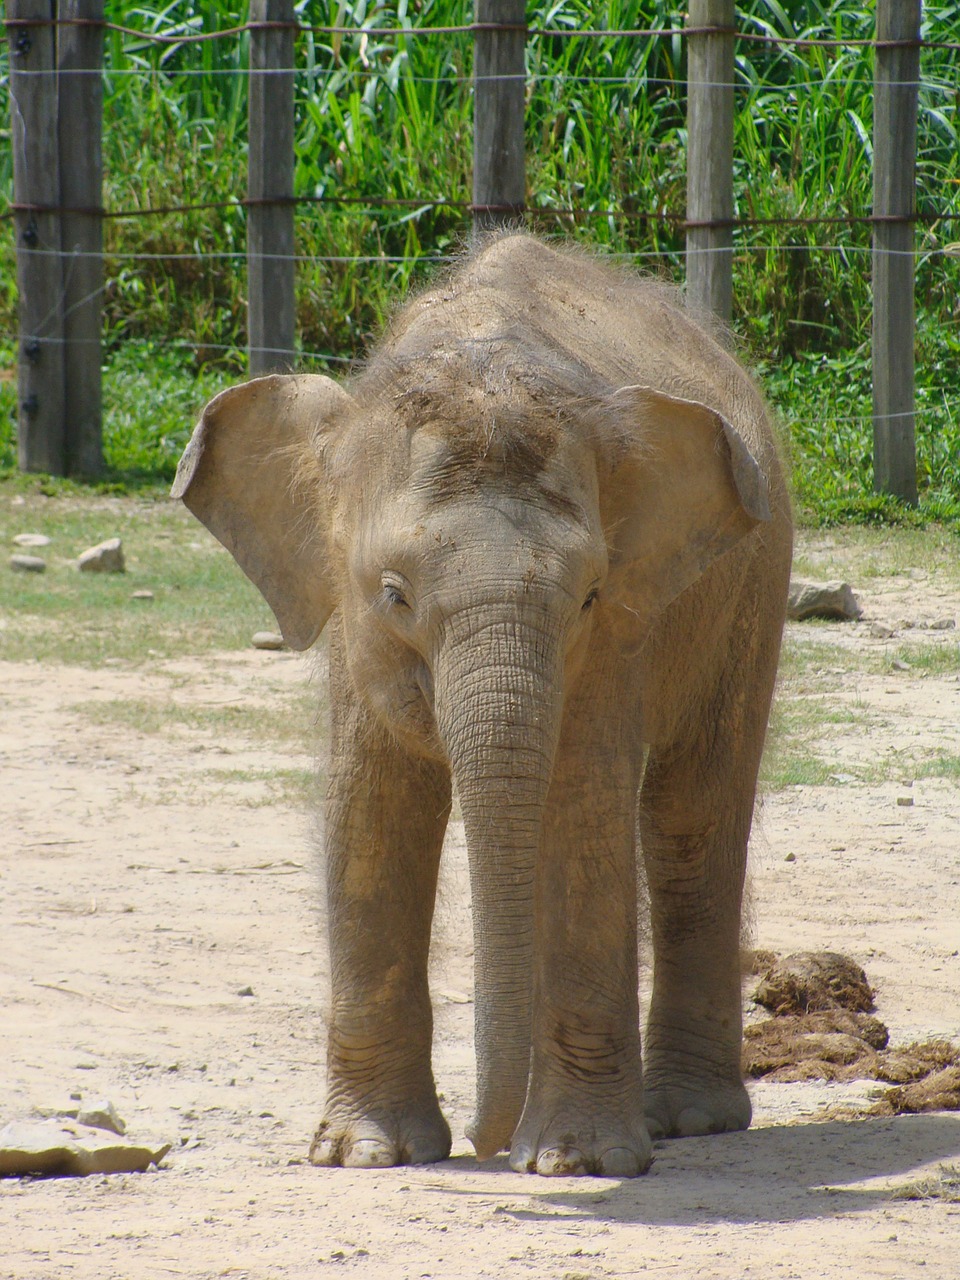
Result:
[510, 667, 652, 1177]
[310, 678, 452, 1168]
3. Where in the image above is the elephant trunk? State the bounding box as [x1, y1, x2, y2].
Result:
[433, 610, 565, 1160]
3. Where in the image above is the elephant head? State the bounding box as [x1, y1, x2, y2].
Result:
[173, 345, 770, 1158]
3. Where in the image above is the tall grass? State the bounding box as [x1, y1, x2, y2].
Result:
[0, 0, 958, 517]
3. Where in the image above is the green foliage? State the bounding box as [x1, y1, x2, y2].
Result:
[0, 339, 224, 484]
[0, 0, 958, 517]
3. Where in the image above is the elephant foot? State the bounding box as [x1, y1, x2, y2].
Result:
[509, 1105, 652, 1178]
[643, 1079, 751, 1141]
[309, 1101, 451, 1168]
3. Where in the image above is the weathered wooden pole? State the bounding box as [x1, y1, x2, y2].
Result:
[7, 0, 66, 474]
[58, 0, 105, 476]
[685, 0, 735, 331]
[872, 0, 920, 505]
[248, 0, 296, 375]
[472, 0, 526, 237]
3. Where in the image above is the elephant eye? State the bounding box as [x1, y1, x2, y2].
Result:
[582, 587, 599, 612]
[381, 574, 410, 609]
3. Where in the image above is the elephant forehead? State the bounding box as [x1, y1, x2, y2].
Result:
[404, 425, 599, 527]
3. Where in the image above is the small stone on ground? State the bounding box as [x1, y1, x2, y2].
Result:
[252, 631, 284, 650]
[788, 579, 862, 621]
[10, 554, 46, 573]
[78, 538, 125, 573]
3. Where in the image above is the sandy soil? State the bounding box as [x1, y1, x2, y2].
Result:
[2, 543, 959, 1279]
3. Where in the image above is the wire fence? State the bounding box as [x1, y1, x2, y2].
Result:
[1, 1, 958, 496]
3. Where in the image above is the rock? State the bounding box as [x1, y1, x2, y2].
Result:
[33, 1102, 80, 1121]
[76, 1099, 126, 1136]
[437, 989, 472, 1004]
[131, 590, 154, 601]
[252, 631, 284, 651]
[77, 538, 125, 574]
[0, 1119, 170, 1177]
[787, 579, 862, 622]
[869, 622, 896, 639]
[13, 533, 50, 548]
[930, 617, 956, 631]
[10, 554, 46, 573]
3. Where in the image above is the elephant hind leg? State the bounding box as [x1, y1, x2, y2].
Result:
[639, 588, 784, 1139]
[638, 739, 755, 1139]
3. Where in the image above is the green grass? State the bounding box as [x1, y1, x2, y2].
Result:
[760, 524, 960, 790]
[75, 692, 320, 746]
[0, 488, 277, 662]
[760, 744, 840, 790]
[1, 0, 959, 517]
[880, 645, 960, 675]
[791, 525, 960, 585]
[200, 765, 318, 806]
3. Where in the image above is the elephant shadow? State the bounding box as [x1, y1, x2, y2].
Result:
[445, 1113, 960, 1226]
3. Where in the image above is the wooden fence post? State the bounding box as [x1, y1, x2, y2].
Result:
[472, 0, 526, 237]
[685, 0, 735, 331]
[58, 0, 104, 476]
[248, 0, 296, 376]
[7, 0, 66, 474]
[872, 0, 920, 505]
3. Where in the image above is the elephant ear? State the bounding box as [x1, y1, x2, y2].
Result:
[172, 374, 351, 651]
[601, 383, 771, 615]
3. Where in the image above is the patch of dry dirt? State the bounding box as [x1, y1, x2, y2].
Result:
[2, 549, 960, 1279]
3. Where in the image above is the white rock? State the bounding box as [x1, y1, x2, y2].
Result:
[252, 631, 284, 651]
[76, 1098, 126, 1135]
[13, 532, 51, 547]
[78, 538, 125, 573]
[0, 1119, 169, 1177]
[788, 579, 861, 622]
[10, 554, 46, 573]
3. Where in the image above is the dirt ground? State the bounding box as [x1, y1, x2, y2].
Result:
[3, 534, 960, 1279]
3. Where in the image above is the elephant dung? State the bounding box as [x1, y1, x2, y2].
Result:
[874, 1038, 960, 1085]
[743, 1009, 889, 1081]
[870, 1065, 960, 1116]
[77, 538, 125, 574]
[752, 950, 875, 1015]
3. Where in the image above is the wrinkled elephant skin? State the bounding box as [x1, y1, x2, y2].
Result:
[173, 234, 793, 1177]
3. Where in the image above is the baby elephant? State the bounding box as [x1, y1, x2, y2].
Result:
[174, 234, 792, 1176]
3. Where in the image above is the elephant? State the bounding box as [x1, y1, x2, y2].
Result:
[173, 233, 793, 1177]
